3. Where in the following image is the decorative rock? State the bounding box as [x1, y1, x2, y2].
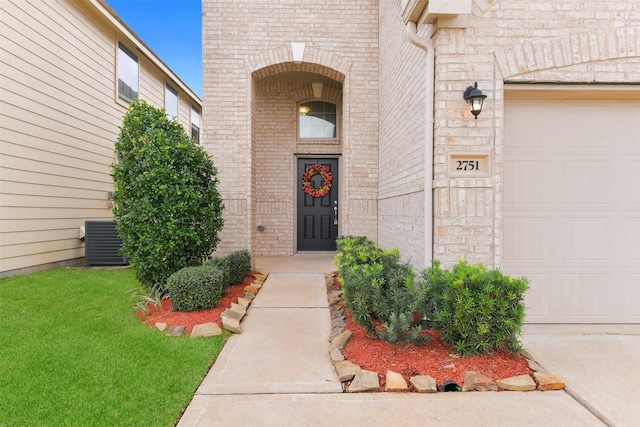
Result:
[236, 297, 251, 308]
[410, 375, 437, 393]
[166, 325, 185, 337]
[221, 307, 244, 321]
[325, 272, 336, 287]
[244, 284, 259, 298]
[334, 360, 361, 382]
[385, 370, 409, 392]
[250, 280, 263, 288]
[527, 358, 547, 374]
[462, 371, 498, 392]
[330, 348, 345, 363]
[230, 302, 247, 316]
[496, 374, 537, 391]
[253, 273, 268, 282]
[330, 330, 352, 351]
[155, 322, 167, 332]
[328, 324, 345, 342]
[533, 372, 565, 391]
[243, 292, 256, 302]
[191, 322, 222, 338]
[222, 316, 242, 334]
[348, 370, 380, 393]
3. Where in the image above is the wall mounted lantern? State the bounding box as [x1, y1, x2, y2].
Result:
[463, 82, 487, 119]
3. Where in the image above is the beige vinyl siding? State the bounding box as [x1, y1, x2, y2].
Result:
[178, 95, 191, 129]
[139, 57, 165, 108]
[1, 0, 121, 273]
[0, 0, 201, 275]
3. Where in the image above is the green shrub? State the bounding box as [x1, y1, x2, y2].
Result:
[226, 250, 251, 285]
[335, 236, 426, 344]
[205, 257, 231, 287]
[167, 265, 225, 312]
[111, 99, 224, 295]
[420, 259, 528, 356]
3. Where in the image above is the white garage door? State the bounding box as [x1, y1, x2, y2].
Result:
[504, 86, 640, 323]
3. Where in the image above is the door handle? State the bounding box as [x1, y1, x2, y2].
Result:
[333, 200, 338, 226]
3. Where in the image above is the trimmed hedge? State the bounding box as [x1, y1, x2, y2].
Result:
[167, 265, 225, 312]
[226, 250, 251, 286]
[205, 257, 231, 287]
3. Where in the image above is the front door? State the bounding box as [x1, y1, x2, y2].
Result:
[297, 158, 339, 251]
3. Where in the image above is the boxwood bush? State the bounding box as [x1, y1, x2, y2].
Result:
[420, 259, 529, 355]
[205, 257, 231, 287]
[167, 265, 225, 312]
[226, 250, 251, 285]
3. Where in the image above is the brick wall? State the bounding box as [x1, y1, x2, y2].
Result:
[203, 0, 640, 268]
[202, 0, 379, 256]
[428, 0, 640, 268]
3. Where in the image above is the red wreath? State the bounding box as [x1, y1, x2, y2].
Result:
[301, 164, 333, 198]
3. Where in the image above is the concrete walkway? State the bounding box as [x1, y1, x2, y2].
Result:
[178, 255, 637, 426]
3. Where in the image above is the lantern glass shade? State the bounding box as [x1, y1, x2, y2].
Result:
[463, 82, 487, 119]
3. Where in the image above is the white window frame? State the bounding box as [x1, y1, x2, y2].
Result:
[297, 99, 339, 140]
[191, 106, 200, 143]
[117, 42, 139, 103]
[165, 84, 178, 120]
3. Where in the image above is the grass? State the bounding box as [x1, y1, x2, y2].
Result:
[0, 268, 227, 427]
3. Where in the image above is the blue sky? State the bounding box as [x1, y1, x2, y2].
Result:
[106, 0, 202, 98]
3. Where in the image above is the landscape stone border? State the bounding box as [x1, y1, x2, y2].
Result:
[156, 272, 269, 338]
[325, 272, 565, 393]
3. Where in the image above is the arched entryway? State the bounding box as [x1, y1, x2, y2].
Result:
[251, 63, 345, 255]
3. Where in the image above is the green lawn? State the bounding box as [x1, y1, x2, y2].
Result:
[0, 268, 227, 427]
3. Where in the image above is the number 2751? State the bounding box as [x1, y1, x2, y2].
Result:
[456, 160, 479, 171]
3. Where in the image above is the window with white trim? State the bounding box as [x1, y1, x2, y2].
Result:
[191, 107, 200, 143]
[165, 84, 178, 120]
[298, 100, 337, 139]
[117, 43, 138, 103]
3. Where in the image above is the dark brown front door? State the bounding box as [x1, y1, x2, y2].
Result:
[297, 158, 338, 251]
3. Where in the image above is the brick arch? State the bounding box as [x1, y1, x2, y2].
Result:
[248, 46, 351, 81]
[495, 26, 640, 79]
[292, 85, 342, 104]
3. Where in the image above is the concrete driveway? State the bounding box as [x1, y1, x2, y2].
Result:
[522, 324, 640, 427]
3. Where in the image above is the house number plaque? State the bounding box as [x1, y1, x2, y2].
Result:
[447, 153, 491, 178]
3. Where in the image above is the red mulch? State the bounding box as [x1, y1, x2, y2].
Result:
[136, 273, 256, 333]
[136, 271, 532, 390]
[340, 304, 533, 389]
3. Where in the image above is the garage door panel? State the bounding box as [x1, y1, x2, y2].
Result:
[631, 275, 640, 317]
[561, 217, 610, 261]
[561, 274, 611, 317]
[505, 161, 552, 204]
[504, 217, 551, 261]
[504, 96, 640, 323]
[523, 273, 550, 319]
[633, 219, 640, 260]
[633, 164, 640, 206]
[562, 162, 610, 204]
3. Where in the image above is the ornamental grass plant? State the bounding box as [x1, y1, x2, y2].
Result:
[0, 268, 226, 426]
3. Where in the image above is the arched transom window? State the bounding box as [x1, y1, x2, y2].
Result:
[298, 100, 337, 139]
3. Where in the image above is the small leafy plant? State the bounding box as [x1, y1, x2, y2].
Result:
[420, 259, 528, 356]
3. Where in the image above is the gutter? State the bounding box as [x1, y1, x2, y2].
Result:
[406, 22, 435, 268]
